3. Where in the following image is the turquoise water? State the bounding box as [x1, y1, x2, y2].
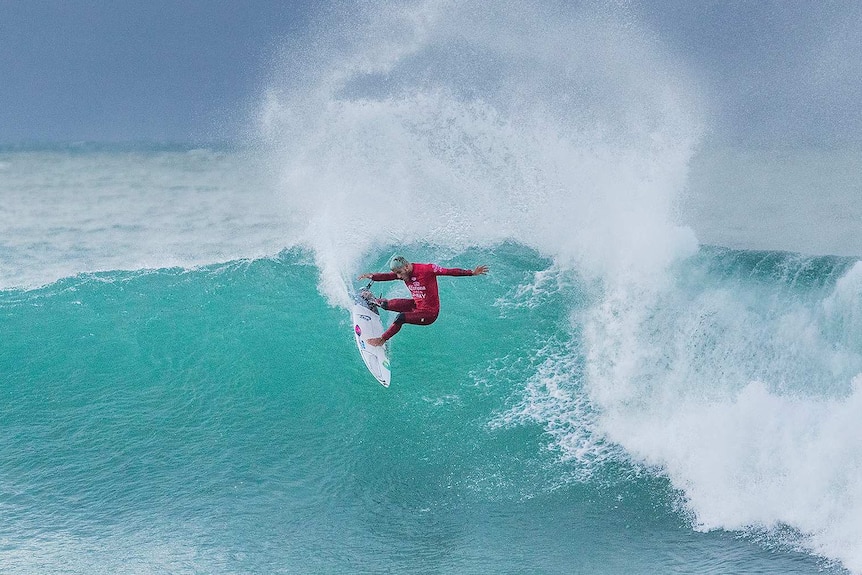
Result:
[0, 243, 857, 574]
[3, 1, 862, 571]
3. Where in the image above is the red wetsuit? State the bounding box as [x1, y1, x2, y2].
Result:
[370, 263, 474, 342]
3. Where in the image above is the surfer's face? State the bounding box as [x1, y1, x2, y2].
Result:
[393, 264, 412, 280]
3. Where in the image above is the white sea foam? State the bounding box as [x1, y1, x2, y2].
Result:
[493, 249, 862, 571]
[607, 378, 862, 570]
[575, 256, 862, 571]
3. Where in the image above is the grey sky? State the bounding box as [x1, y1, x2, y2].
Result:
[1, 0, 859, 145]
[634, 0, 862, 146]
[0, 0, 310, 143]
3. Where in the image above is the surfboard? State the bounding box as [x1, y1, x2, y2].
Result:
[351, 290, 391, 387]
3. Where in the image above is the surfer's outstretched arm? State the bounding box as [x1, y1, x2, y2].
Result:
[358, 272, 398, 281]
[431, 264, 489, 276]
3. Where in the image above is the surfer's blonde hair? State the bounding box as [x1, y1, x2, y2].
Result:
[388, 255, 409, 271]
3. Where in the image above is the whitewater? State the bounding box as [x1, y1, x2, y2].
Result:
[2, 1, 862, 573]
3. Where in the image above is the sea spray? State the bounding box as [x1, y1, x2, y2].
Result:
[259, 0, 702, 301]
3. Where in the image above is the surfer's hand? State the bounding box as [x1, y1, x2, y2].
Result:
[358, 273, 373, 280]
[472, 265, 489, 276]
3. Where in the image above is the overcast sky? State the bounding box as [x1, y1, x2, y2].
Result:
[0, 0, 312, 143]
[1, 0, 859, 146]
[633, 0, 862, 147]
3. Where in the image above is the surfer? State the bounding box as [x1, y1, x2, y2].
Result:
[358, 255, 489, 346]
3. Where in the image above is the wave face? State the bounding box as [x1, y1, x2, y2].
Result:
[0, 248, 857, 574]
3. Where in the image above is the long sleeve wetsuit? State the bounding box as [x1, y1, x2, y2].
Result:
[369, 263, 474, 342]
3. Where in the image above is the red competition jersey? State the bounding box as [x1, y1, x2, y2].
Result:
[370, 263, 473, 313]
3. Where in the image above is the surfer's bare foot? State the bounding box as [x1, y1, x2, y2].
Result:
[367, 337, 384, 347]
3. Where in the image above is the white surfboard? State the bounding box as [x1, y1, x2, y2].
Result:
[351, 290, 391, 387]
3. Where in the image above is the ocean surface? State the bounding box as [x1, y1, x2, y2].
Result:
[2, 146, 860, 575]
[3, 1, 862, 573]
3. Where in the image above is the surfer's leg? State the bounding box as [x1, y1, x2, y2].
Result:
[380, 318, 404, 342]
[380, 298, 415, 312]
[380, 312, 408, 341]
[400, 310, 438, 327]
[378, 300, 414, 342]
[379, 308, 437, 342]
